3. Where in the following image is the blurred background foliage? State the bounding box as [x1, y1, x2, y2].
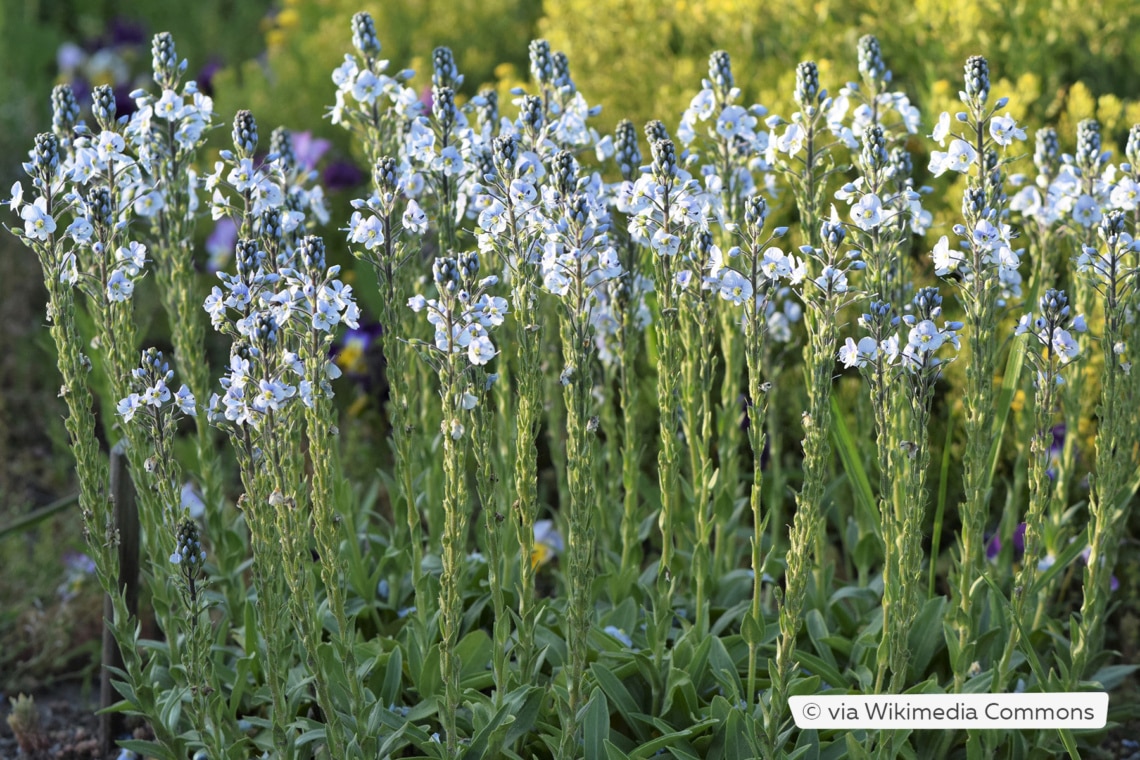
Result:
[2, 0, 1140, 693]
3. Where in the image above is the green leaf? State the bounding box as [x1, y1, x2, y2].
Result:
[115, 740, 178, 760]
[583, 687, 610, 760]
[462, 701, 512, 760]
[987, 334, 1027, 487]
[795, 651, 846, 690]
[1031, 526, 1088, 593]
[830, 395, 879, 541]
[502, 686, 543, 746]
[907, 596, 948, 681]
[604, 739, 633, 760]
[591, 663, 646, 741]
[1089, 664, 1139, 690]
[930, 410, 956, 596]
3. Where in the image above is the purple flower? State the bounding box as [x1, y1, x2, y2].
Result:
[986, 532, 1002, 561]
[197, 58, 224, 97]
[1011, 522, 1026, 556]
[987, 523, 1027, 562]
[1044, 424, 1065, 480]
[106, 17, 146, 48]
[292, 132, 331, 172]
[323, 160, 365, 192]
[206, 218, 238, 272]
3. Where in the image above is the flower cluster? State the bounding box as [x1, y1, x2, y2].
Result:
[840, 288, 961, 374]
[117, 348, 197, 424]
[1015, 289, 1087, 384]
[409, 252, 506, 375]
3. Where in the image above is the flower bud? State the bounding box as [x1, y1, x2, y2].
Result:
[857, 35, 886, 84]
[708, 50, 734, 94]
[299, 235, 325, 273]
[614, 119, 641, 181]
[888, 147, 912, 184]
[912, 287, 943, 321]
[963, 55, 989, 107]
[861, 124, 888, 174]
[259, 208, 283, 243]
[270, 126, 295, 170]
[86, 186, 114, 230]
[552, 150, 577, 197]
[433, 256, 459, 291]
[519, 95, 543, 135]
[1127, 124, 1140, 174]
[232, 110, 258, 159]
[552, 51, 575, 95]
[744, 195, 768, 235]
[644, 119, 670, 145]
[794, 61, 819, 110]
[432, 47, 460, 90]
[92, 85, 117, 131]
[528, 39, 553, 87]
[1034, 127, 1059, 179]
[235, 239, 263, 280]
[373, 156, 400, 195]
[51, 84, 80, 137]
[351, 12, 381, 57]
[476, 88, 499, 132]
[651, 139, 676, 183]
[151, 32, 179, 88]
[432, 86, 457, 130]
[493, 134, 518, 176]
[32, 133, 60, 176]
[459, 251, 480, 283]
[1075, 119, 1101, 174]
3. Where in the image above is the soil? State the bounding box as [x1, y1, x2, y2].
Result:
[0, 681, 149, 760]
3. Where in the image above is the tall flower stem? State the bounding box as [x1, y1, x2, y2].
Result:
[1070, 213, 1137, 684]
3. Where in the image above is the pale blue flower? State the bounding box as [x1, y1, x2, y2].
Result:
[402, 199, 428, 234]
[20, 197, 55, 240]
[603, 626, 633, 647]
[467, 335, 496, 366]
[850, 193, 882, 231]
[107, 269, 135, 302]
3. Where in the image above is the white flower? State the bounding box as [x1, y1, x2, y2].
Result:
[351, 213, 385, 249]
[931, 236, 963, 276]
[838, 336, 879, 368]
[907, 320, 944, 352]
[1110, 178, 1140, 211]
[651, 229, 681, 257]
[850, 193, 882, 231]
[945, 140, 977, 173]
[20, 197, 55, 240]
[107, 269, 135, 302]
[133, 191, 165, 218]
[174, 385, 197, 417]
[153, 89, 185, 121]
[116, 393, 142, 422]
[1051, 328, 1080, 362]
[1072, 194, 1102, 227]
[777, 123, 805, 155]
[66, 217, 94, 245]
[930, 112, 951, 146]
[403, 200, 428, 234]
[116, 242, 148, 276]
[717, 270, 752, 305]
[432, 146, 465, 177]
[352, 70, 383, 104]
[989, 114, 1025, 146]
[760, 248, 791, 280]
[468, 335, 496, 365]
[8, 180, 23, 212]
